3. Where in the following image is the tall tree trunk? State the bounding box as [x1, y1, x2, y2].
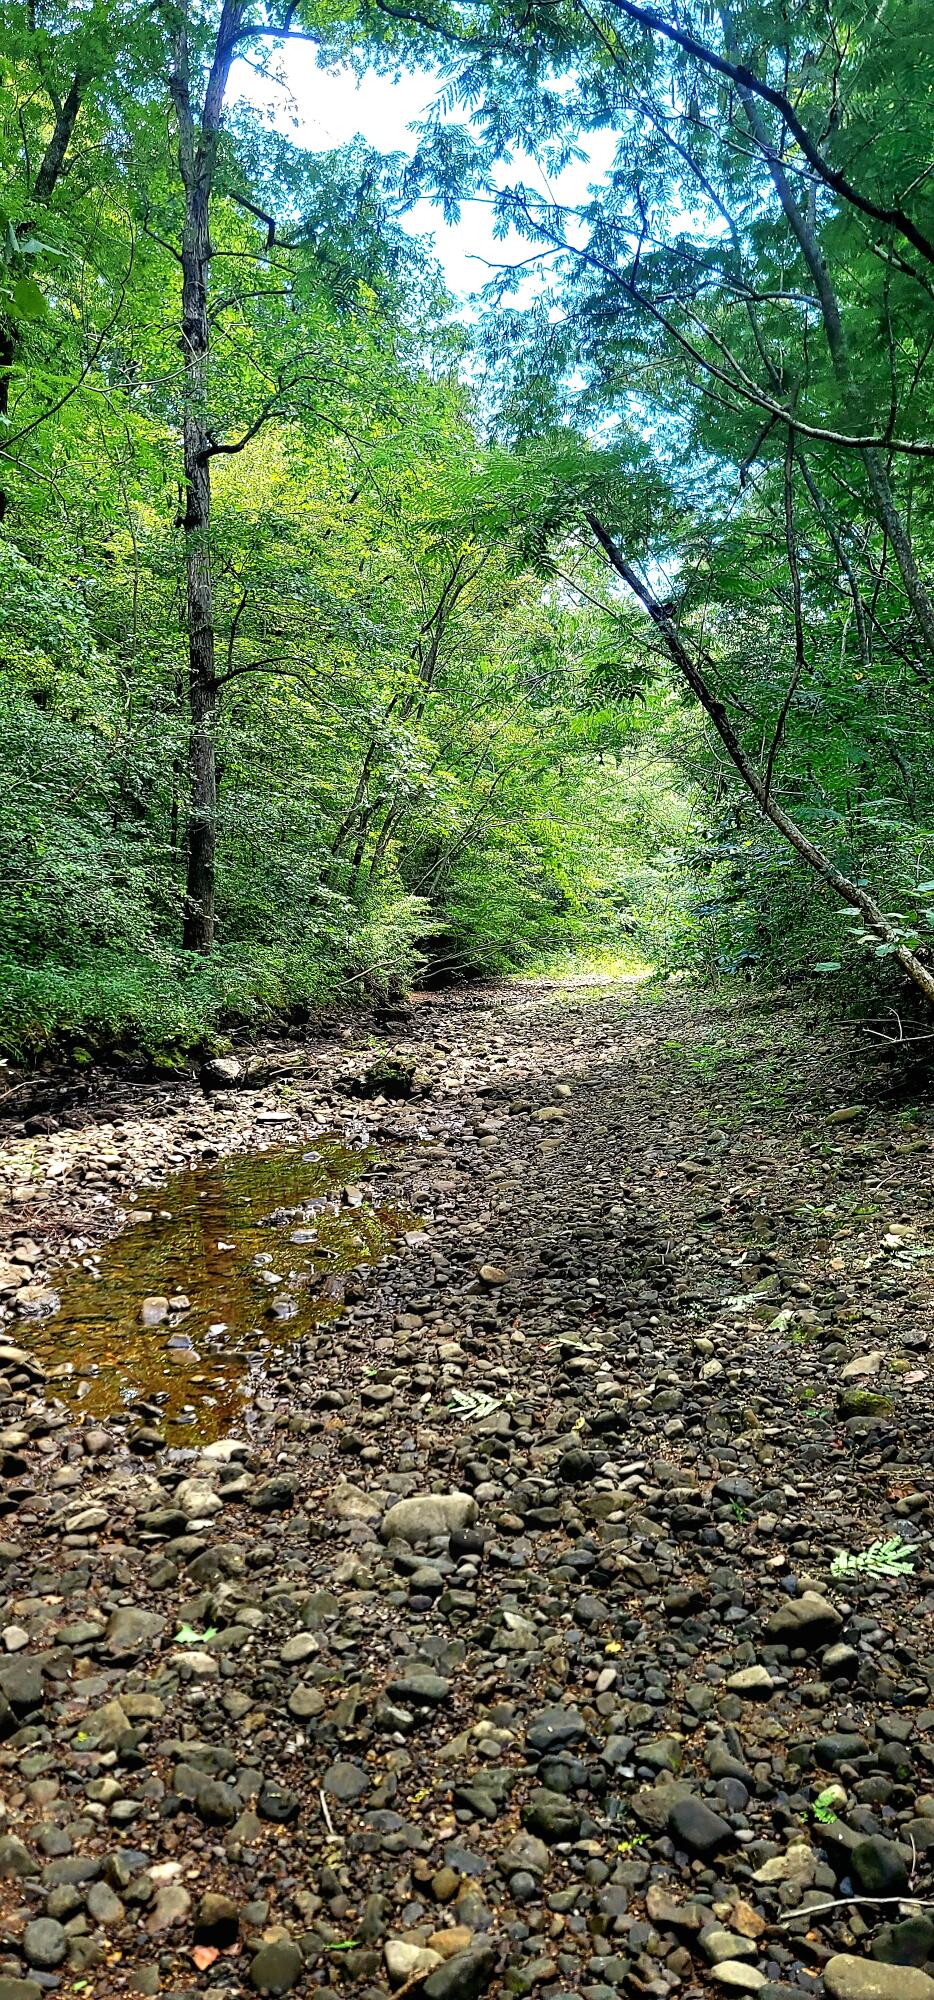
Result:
[178, 218, 218, 950]
[167, 1, 245, 951]
[586, 514, 934, 1011]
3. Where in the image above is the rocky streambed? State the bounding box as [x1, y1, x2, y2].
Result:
[0, 978, 931, 2000]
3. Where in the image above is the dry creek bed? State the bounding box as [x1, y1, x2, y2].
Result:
[0, 979, 931, 2000]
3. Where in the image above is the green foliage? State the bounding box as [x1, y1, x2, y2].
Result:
[4, 0, 934, 1059]
[830, 1539, 916, 1580]
[404, 0, 934, 1012]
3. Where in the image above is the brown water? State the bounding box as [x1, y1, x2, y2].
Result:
[34, 1141, 411, 1443]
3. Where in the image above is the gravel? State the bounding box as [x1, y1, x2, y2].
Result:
[0, 978, 931, 1998]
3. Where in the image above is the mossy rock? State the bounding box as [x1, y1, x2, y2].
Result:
[350, 1058, 420, 1101]
[837, 1387, 893, 1418]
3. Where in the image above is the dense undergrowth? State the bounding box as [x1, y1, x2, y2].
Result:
[0, 676, 696, 1067]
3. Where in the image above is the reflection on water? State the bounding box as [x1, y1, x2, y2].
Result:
[33, 1142, 408, 1443]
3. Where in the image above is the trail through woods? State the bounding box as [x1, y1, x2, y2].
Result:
[0, 980, 932, 2000]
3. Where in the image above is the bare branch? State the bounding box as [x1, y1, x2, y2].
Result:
[585, 509, 934, 1009]
[601, 0, 934, 269]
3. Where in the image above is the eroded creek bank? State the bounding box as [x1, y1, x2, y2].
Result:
[0, 979, 932, 2000]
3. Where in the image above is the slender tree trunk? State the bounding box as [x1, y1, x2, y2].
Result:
[168, 0, 245, 950]
[586, 514, 934, 1011]
[33, 72, 84, 203]
[178, 267, 218, 949]
[0, 327, 14, 523]
[0, 67, 85, 522]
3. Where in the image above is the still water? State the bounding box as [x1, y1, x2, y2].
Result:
[32, 1141, 409, 1443]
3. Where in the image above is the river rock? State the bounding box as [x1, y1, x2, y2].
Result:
[105, 1606, 165, 1656]
[423, 1942, 498, 2000]
[851, 1835, 910, 1896]
[195, 1892, 241, 1946]
[823, 1957, 934, 2000]
[709, 1970, 767, 1993]
[249, 1938, 303, 1994]
[380, 1492, 478, 1543]
[328, 1480, 382, 1522]
[202, 1056, 242, 1089]
[764, 1589, 843, 1650]
[22, 1919, 67, 1969]
[386, 1941, 444, 1985]
[0, 1836, 36, 1878]
[173, 1477, 222, 1519]
[668, 1796, 734, 1858]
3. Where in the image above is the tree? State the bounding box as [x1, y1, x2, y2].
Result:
[0, 2, 158, 517]
[401, 0, 934, 1005]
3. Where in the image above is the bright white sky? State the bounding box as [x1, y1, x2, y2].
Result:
[234, 43, 616, 301]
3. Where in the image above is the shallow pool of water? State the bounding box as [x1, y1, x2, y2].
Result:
[34, 1141, 409, 1443]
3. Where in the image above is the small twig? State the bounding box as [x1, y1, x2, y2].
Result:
[318, 1788, 338, 1839]
[864, 1026, 934, 1046]
[390, 1972, 433, 2000]
[774, 1894, 934, 1927]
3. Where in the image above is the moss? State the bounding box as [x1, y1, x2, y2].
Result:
[838, 1388, 893, 1418]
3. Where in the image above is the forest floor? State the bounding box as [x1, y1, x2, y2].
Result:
[0, 977, 932, 2000]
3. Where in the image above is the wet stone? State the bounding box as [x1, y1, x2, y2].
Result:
[381, 1493, 478, 1544]
[851, 1834, 910, 1896]
[871, 1916, 934, 1967]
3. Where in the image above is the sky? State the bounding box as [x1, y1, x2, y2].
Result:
[233, 42, 616, 303]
